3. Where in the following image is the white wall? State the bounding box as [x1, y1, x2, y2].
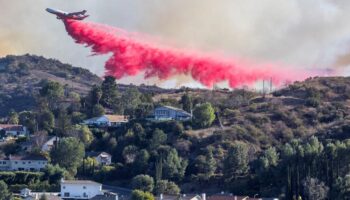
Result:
[10, 160, 47, 171]
[61, 183, 103, 199]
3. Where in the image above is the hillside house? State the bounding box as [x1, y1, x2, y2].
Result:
[86, 152, 112, 165]
[61, 179, 104, 199]
[82, 115, 128, 127]
[153, 106, 192, 121]
[0, 154, 48, 171]
[0, 124, 29, 139]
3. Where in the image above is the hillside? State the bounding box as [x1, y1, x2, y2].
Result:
[0, 54, 102, 116]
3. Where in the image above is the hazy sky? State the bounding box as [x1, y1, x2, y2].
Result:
[1, 0, 350, 87]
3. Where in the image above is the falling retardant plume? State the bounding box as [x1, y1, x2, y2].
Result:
[63, 19, 318, 88]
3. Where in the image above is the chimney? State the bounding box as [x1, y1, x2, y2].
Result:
[160, 194, 163, 200]
[202, 193, 206, 200]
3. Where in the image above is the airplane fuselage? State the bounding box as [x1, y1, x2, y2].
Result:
[46, 8, 89, 20]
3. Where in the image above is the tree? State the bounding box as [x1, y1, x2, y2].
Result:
[122, 87, 142, 117]
[194, 147, 217, 181]
[101, 76, 119, 109]
[90, 85, 103, 105]
[180, 93, 192, 113]
[132, 149, 150, 175]
[19, 111, 37, 133]
[193, 102, 215, 128]
[123, 145, 139, 164]
[56, 109, 71, 136]
[131, 190, 155, 200]
[224, 143, 249, 182]
[0, 180, 11, 200]
[154, 180, 180, 195]
[91, 104, 105, 117]
[43, 164, 70, 184]
[333, 175, 350, 200]
[37, 110, 55, 132]
[132, 174, 155, 192]
[302, 177, 328, 200]
[162, 148, 188, 181]
[39, 81, 64, 109]
[150, 129, 167, 149]
[8, 110, 19, 124]
[50, 137, 85, 176]
[69, 125, 94, 146]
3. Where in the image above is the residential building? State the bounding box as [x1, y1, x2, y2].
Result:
[0, 124, 29, 139]
[19, 188, 61, 200]
[86, 152, 112, 165]
[207, 194, 278, 200]
[0, 154, 48, 171]
[153, 106, 192, 121]
[82, 115, 128, 127]
[61, 179, 103, 199]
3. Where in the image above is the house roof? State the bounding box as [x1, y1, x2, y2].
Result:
[104, 115, 128, 122]
[207, 195, 261, 200]
[86, 151, 111, 158]
[61, 179, 102, 185]
[156, 106, 192, 116]
[0, 124, 26, 131]
[84, 115, 128, 123]
[0, 154, 47, 161]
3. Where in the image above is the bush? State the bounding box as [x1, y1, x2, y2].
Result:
[132, 174, 154, 192]
[154, 180, 180, 195]
[131, 190, 155, 200]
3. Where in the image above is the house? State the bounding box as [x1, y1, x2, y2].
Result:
[42, 137, 60, 152]
[207, 194, 278, 200]
[82, 115, 128, 127]
[153, 106, 192, 121]
[0, 154, 48, 171]
[0, 124, 29, 139]
[19, 188, 61, 200]
[61, 179, 104, 199]
[86, 152, 112, 165]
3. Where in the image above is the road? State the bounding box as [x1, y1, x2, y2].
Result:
[103, 184, 132, 199]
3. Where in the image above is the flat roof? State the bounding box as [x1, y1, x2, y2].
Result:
[61, 180, 102, 185]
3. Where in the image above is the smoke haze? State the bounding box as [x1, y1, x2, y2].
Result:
[1, 0, 350, 86]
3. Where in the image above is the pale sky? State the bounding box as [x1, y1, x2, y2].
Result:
[1, 0, 350, 87]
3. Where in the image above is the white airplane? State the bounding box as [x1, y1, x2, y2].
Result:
[46, 8, 89, 20]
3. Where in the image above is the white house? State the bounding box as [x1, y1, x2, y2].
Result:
[82, 115, 128, 127]
[0, 154, 48, 171]
[61, 179, 103, 199]
[86, 152, 112, 165]
[0, 124, 29, 138]
[153, 106, 192, 121]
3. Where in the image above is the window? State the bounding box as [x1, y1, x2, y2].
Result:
[83, 186, 86, 189]
[28, 161, 31, 164]
[63, 186, 66, 189]
[83, 192, 88, 197]
[64, 192, 70, 197]
[15, 161, 18, 164]
[23, 162, 26, 164]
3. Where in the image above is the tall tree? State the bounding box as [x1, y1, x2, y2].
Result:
[193, 102, 216, 128]
[0, 180, 11, 200]
[224, 143, 249, 182]
[100, 76, 119, 109]
[50, 137, 85, 176]
[180, 93, 192, 113]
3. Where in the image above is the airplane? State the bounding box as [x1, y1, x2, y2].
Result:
[46, 8, 89, 20]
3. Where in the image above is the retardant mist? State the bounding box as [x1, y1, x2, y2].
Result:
[63, 19, 318, 88]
